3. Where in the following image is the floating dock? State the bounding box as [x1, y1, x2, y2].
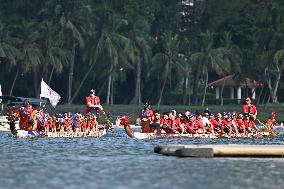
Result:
[154, 145, 284, 158]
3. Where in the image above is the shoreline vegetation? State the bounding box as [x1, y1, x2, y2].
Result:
[46, 104, 284, 123]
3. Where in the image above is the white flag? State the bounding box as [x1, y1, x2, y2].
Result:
[40, 79, 61, 108]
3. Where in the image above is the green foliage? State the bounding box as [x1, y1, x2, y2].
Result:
[1, 0, 284, 105]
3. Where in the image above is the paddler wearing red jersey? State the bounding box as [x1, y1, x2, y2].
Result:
[140, 102, 154, 133]
[243, 114, 255, 128]
[210, 115, 219, 129]
[194, 115, 204, 130]
[18, 99, 34, 130]
[139, 104, 154, 121]
[160, 112, 170, 132]
[168, 111, 181, 133]
[242, 98, 257, 120]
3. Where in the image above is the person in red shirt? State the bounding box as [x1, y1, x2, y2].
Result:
[236, 114, 246, 134]
[242, 97, 257, 120]
[209, 114, 219, 133]
[221, 113, 230, 135]
[86, 89, 102, 115]
[160, 112, 170, 133]
[167, 111, 181, 133]
[214, 112, 223, 134]
[18, 99, 34, 130]
[150, 110, 162, 133]
[140, 102, 154, 133]
[243, 113, 261, 133]
[194, 115, 205, 133]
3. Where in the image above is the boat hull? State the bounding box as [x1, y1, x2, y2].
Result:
[132, 131, 274, 140]
[15, 129, 107, 138]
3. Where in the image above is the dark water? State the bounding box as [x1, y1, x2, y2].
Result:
[0, 130, 284, 189]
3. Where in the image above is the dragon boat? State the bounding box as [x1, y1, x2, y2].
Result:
[0, 95, 113, 138]
[15, 129, 107, 138]
[119, 114, 279, 140]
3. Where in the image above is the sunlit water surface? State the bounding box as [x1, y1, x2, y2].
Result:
[0, 130, 284, 189]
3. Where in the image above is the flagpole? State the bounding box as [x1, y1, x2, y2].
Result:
[39, 79, 42, 107]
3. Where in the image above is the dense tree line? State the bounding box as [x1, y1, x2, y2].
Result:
[1, 0, 284, 106]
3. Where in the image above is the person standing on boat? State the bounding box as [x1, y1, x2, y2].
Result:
[140, 102, 154, 133]
[86, 89, 103, 115]
[18, 99, 33, 130]
[242, 97, 257, 120]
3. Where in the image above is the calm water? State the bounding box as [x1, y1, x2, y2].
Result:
[0, 130, 284, 189]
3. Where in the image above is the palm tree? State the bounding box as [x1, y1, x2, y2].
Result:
[176, 52, 193, 105]
[123, 0, 154, 105]
[151, 32, 180, 109]
[128, 34, 152, 105]
[190, 30, 220, 106]
[10, 20, 43, 96]
[0, 20, 20, 66]
[256, 6, 284, 104]
[50, 0, 87, 103]
[38, 20, 71, 84]
[0, 20, 21, 94]
[70, 3, 131, 104]
[218, 31, 242, 105]
[190, 30, 240, 106]
[265, 49, 284, 103]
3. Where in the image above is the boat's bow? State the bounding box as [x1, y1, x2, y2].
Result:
[120, 115, 134, 138]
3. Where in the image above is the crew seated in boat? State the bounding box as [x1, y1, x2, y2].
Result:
[243, 113, 261, 133]
[168, 110, 182, 133]
[149, 110, 161, 133]
[202, 110, 214, 135]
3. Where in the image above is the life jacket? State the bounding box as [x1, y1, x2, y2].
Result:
[242, 104, 257, 115]
[86, 96, 94, 113]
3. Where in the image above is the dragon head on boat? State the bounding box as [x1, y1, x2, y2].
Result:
[119, 115, 134, 138]
[120, 115, 131, 126]
[6, 106, 19, 122]
[264, 112, 277, 131]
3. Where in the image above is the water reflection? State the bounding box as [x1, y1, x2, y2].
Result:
[0, 130, 284, 189]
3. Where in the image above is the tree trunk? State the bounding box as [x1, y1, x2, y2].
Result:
[70, 61, 96, 103]
[187, 77, 191, 106]
[261, 89, 268, 105]
[264, 66, 278, 104]
[157, 78, 167, 109]
[111, 77, 114, 105]
[9, 67, 19, 96]
[130, 50, 142, 104]
[106, 75, 112, 105]
[257, 84, 264, 105]
[220, 78, 226, 106]
[33, 70, 40, 98]
[67, 40, 77, 104]
[42, 60, 49, 81]
[193, 65, 201, 104]
[98, 78, 108, 96]
[182, 77, 187, 105]
[201, 70, 208, 106]
[271, 66, 281, 103]
[48, 66, 55, 85]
